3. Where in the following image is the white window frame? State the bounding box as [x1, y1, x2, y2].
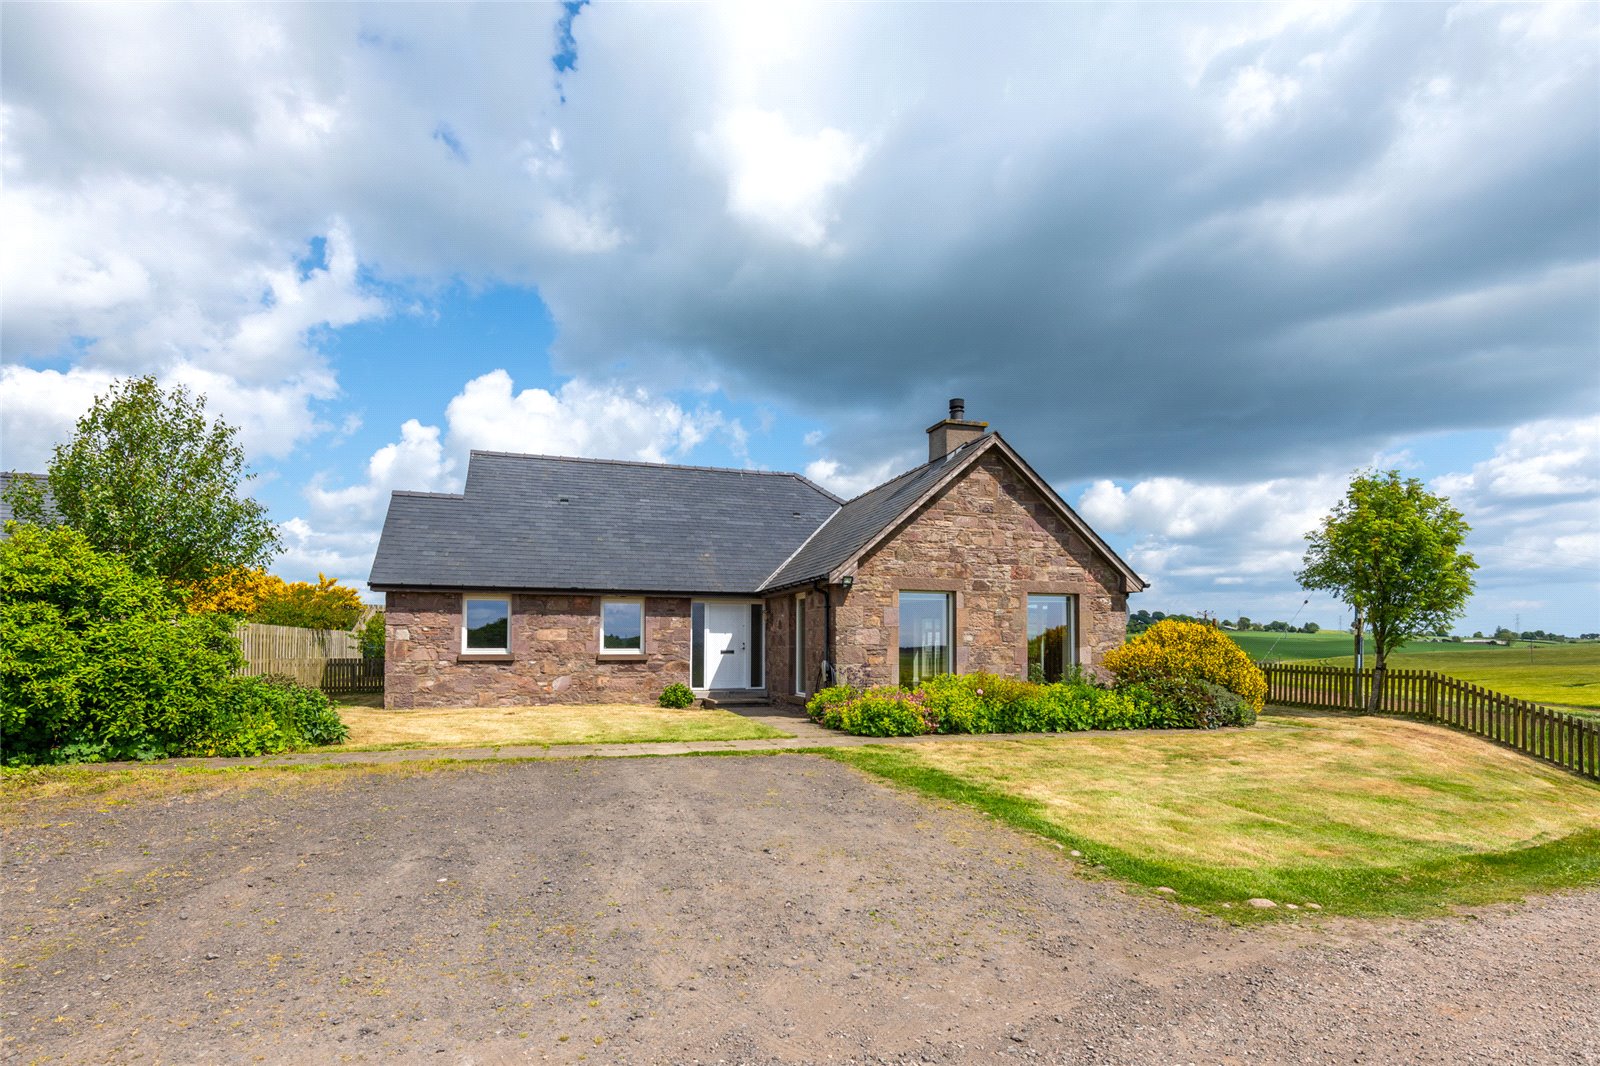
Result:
[461, 594, 511, 655]
[794, 593, 808, 696]
[599, 597, 646, 655]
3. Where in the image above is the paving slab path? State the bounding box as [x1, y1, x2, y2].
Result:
[4, 753, 1597, 1065]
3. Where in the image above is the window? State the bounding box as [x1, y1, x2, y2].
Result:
[691, 602, 706, 687]
[899, 592, 952, 685]
[749, 603, 764, 688]
[601, 599, 644, 653]
[1027, 594, 1077, 682]
[794, 594, 807, 694]
[463, 596, 510, 654]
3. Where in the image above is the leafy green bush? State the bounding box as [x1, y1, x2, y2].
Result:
[358, 611, 386, 660]
[658, 682, 696, 709]
[1, 524, 347, 764]
[804, 669, 1254, 737]
[1125, 677, 1256, 730]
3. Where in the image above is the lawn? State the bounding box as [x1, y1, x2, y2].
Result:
[1223, 633, 1600, 712]
[325, 702, 790, 750]
[826, 710, 1600, 920]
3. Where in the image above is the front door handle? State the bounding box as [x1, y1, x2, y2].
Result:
[720, 650, 736, 655]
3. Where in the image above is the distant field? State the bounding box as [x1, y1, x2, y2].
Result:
[1220, 632, 1600, 713]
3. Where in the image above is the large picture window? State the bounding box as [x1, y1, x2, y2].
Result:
[1027, 594, 1076, 682]
[899, 591, 952, 685]
[601, 599, 644, 653]
[463, 596, 510, 654]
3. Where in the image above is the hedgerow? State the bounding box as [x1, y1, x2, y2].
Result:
[805, 669, 1255, 738]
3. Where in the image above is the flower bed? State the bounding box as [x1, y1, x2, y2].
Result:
[806, 671, 1256, 737]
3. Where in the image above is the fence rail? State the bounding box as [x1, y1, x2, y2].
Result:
[236, 622, 381, 695]
[1259, 662, 1598, 781]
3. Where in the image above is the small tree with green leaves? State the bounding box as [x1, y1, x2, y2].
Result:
[1297, 470, 1477, 710]
[4, 375, 279, 586]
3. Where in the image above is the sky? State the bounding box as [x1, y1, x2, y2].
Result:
[2, 1, 1597, 635]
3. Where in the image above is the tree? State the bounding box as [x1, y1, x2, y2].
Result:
[358, 611, 386, 660]
[1297, 470, 1477, 710]
[251, 575, 364, 631]
[1302, 622, 1321, 634]
[4, 375, 279, 586]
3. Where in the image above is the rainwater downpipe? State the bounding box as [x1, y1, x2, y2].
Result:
[816, 579, 835, 687]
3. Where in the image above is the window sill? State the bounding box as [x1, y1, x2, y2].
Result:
[457, 653, 514, 663]
[596, 652, 647, 662]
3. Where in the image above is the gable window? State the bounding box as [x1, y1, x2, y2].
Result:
[899, 592, 952, 685]
[794, 594, 807, 695]
[1027, 594, 1076, 682]
[601, 599, 644, 654]
[463, 596, 510, 654]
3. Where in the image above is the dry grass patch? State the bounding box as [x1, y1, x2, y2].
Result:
[829, 709, 1600, 918]
[330, 703, 789, 750]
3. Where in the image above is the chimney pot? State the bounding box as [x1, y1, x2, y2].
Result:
[926, 398, 988, 461]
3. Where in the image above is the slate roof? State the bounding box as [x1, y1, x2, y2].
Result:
[0, 472, 54, 532]
[760, 437, 989, 591]
[368, 451, 843, 594]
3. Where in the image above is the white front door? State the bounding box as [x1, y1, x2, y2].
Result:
[705, 602, 750, 689]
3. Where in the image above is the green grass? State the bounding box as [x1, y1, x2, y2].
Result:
[1223, 633, 1600, 712]
[824, 711, 1600, 921]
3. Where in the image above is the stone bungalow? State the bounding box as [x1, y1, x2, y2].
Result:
[368, 401, 1146, 709]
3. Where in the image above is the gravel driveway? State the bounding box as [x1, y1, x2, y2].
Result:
[3, 754, 1596, 1064]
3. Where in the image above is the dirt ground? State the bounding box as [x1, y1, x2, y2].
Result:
[3, 754, 1596, 1065]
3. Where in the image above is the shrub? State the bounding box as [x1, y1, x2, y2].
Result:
[358, 611, 386, 660]
[1, 524, 347, 764]
[804, 668, 1257, 738]
[658, 682, 696, 709]
[1103, 619, 1268, 712]
[1125, 677, 1256, 730]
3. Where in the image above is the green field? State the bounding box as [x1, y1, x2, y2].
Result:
[1221, 632, 1600, 713]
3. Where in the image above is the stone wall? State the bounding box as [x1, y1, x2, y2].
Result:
[832, 449, 1128, 687]
[384, 591, 691, 708]
[764, 587, 829, 704]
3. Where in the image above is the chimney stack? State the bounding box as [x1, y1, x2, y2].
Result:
[926, 397, 988, 461]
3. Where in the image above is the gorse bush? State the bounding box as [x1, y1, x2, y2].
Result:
[0, 524, 347, 764]
[658, 682, 696, 709]
[1103, 619, 1268, 712]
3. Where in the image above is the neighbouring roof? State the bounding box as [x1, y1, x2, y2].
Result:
[0, 472, 54, 531]
[368, 451, 842, 594]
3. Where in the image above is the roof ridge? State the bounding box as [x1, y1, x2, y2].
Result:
[390, 489, 466, 500]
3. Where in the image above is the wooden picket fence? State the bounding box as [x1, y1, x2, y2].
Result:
[1259, 662, 1599, 781]
[236, 622, 381, 695]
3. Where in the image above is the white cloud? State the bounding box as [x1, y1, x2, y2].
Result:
[443, 371, 720, 464]
[1436, 415, 1600, 499]
[804, 455, 908, 499]
[0, 365, 117, 471]
[700, 108, 868, 248]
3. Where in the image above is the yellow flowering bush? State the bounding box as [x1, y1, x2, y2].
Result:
[1104, 619, 1267, 713]
[180, 568, 282, 615]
